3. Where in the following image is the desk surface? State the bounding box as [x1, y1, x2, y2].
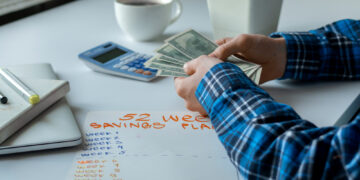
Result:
[0, 0, 211, 179]
[0, 0, 359, 179]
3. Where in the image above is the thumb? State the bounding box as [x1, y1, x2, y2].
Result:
[211, 39, 239, 60]
[211, 34, 252, 60]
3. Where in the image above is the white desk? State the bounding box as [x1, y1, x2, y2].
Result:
[0, 0, 359, 179]
[0, 0, 211, 179]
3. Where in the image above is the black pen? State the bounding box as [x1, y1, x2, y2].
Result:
[0, 91, 8, 104]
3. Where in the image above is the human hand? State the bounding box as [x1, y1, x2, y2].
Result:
[210, 34, 287, 84]
[174, 55, 223, 115]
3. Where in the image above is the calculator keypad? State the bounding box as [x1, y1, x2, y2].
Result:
[112, 53, 157, 76]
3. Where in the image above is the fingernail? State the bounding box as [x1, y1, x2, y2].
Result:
[183, 63, 188, 70]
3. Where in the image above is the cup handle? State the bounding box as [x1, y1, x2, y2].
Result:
[169, 0, 182, 25]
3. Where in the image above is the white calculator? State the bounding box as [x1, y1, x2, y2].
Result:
[78, 42, 158, 81]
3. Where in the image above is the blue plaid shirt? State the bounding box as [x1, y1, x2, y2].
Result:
[195, 19, 360, 179]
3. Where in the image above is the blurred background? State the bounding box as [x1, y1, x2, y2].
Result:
[0, 0, 73, 25]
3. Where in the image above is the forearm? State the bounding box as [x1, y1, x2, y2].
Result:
[271, 19, 360, 81]
[196, 63, 360, 179]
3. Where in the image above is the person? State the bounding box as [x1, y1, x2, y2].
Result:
[174, 19, 360, 179]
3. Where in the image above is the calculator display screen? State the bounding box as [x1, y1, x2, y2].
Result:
[93, 48, 126, 63]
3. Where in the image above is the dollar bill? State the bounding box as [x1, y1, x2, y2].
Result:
[147, 63, 185, 73]
[166, 29, 217, 59]
[147, 29, 262, 84]
[144, 56, 184, 72]
[252, 66, 262, 84]
[166, 29, 259, 71]
[145, 56, 182, 68]
[245, 65, 260, 78]
[156, 70, 188, 77]
[235, 62, 260, 72]
[159, 55, 185, 66]
[155, 44, 192, 63]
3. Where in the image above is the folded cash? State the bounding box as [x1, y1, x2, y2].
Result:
[145, 29, 262, 84]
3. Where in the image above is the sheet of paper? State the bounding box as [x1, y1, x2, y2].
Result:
[67, 111, 239, 180]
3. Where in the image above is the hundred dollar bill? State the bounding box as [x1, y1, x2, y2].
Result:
[145, 56, 183, 68]
[252, 66, 262, 84]
[234, 61, 259, 72]
[147, 63, 185, 73]
[166, 29, 260, 68]
[150, 29, 262, 83]
[144, 56, 184, 74]
[155, 44, 192, 63]
[245, 65, 260, 77]
[159, 55, 185, 66]
[156, 70, 188, 77]
[144, 56, 156, 67]
[245, 66, 262, 84]
[152, 61, 182, 70]
[227, 55, 255, 64]
[166, 29, 218, 59]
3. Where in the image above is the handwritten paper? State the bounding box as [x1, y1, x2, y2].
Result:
[67, 111, 239, 180]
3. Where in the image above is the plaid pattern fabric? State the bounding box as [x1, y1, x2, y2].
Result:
[195, 19, 360, 179]
[270, 19, 360, 80]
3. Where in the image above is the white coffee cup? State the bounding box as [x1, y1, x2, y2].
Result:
[114, 0, 182, 41]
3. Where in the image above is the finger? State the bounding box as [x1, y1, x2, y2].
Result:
[233, 53, 247, 60]
[185, 101, 202, 112]
[212, 34, 252, 60]
[185, 101, 208, 116]
[198, 108, 208, 116]
[215, 37, 232, 46]
[183, 57, 202, 75]
[174, 77, 187, 98]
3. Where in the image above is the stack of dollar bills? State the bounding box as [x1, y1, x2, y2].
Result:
[144, 29, 262, 84]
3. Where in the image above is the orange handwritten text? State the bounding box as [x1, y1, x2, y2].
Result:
[162, 114, 210, 123]
[181, 123, 214, 130]
[118, 113, 151, 121]
[90, 113, 212, 131]
[90, 122, 166, 130]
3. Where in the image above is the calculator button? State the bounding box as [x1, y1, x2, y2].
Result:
[127, 62, 135, 66]
[150, 69, 157, 72]
[124, 59, 132, 64]
[120, 55, 132, 61]
[118, 58, 126, 62]
[135, 69, 144, 74]
[124, 58, 133, 62]
[135, 64, 141, 68]
[128, 67, 136, 72]
[113, 64, 122, 68]
[143, 71, 152, 76]
[121, 65, 129, 70]
[124, 55, 135, 60]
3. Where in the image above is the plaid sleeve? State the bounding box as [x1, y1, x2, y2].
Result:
[196, 62, 360, 179]
[270, 19, 360, 80]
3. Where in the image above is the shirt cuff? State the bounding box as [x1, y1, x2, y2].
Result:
[270, 32, 322, 80]
[195, 62, 261, 114]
